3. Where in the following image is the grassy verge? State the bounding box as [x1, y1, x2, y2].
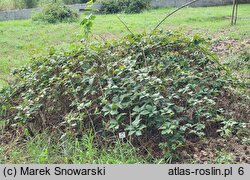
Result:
[0, 131, 148, 164]
[1, 129, 243, 164]
[0, 5, 250, 89]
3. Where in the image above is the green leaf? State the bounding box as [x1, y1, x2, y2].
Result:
[140, 110, 150, 115]
[135, 131, 142, 136]
[128, 130, 136, 136]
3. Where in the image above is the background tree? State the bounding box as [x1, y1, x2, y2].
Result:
[231, 0, 239, 25]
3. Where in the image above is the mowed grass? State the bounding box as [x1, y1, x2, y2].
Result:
[0, 4, 250, 89]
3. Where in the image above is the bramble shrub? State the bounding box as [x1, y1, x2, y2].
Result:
[98, 0, 150, 14]
[0, 31, 249, 157]
[32, 2, 79, 23]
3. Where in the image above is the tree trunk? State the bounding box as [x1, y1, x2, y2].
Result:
[231, 0, 239, 25]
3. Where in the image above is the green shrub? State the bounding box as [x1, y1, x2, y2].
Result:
[0, 31, 249, 157]
[32, 2, 79, 23]
[63, 0, 92, 4]
[39, 0, 94, 5]
[99, 0, 150, 14]
[23, 0, 39, 8]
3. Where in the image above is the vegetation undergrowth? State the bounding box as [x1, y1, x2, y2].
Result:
[0, 130, 147, 164]
[0, 0, 92, 10]
[98, 0, 151, 14]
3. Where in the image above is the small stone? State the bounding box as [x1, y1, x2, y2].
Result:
[203, 142, 209, 146]
[201, 150, 208, 156]
[235, 156, 241, 162]
[201, 157, 209, 162]
[209, 152, 214, 158]
[246, 157, 250, 164]
[193, 154, 199, 159]
[193, 147, 199, 152]
[242, 156, 246, 161]
[180, 150, 188, 158]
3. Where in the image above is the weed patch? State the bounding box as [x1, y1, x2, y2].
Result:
[0, 130, 146, 164]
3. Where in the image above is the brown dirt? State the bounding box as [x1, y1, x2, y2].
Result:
[178, 137, 250, 164]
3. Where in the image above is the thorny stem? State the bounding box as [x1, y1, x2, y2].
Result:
[116, 15, 136, 37]
[69, 78, 97, 134]
[151, 0, 200, 34]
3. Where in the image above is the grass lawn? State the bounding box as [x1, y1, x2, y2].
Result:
[0, 4, 250, 89]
